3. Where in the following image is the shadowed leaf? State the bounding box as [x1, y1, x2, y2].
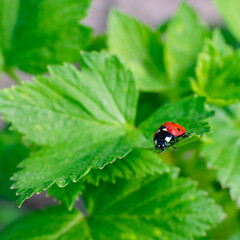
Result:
[0, 174, 224, 240]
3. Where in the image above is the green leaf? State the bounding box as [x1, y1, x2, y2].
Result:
[228, 231, 240, 240]
[191, 29, 240, 106]
[0, 206, 86, 240]
[108, 9, 167, 92]
[88, 34, 107, 52]
[0, 0, 20, 51]
[0, 128, 29, 200]
[47, 181, 85, 211]
[171, 139, 240, 240]
[139, 95, 214, 144]
[0, 0, 92, 74]
[164, 2, 207, 88]
[0, 174, 224, 240]
[0, 51, 151, 205]
[214, 0, 240, 42]
[201, 103, 240, 207]
[47, 149, 178, 210]
[84, 148, 177, 185]
[83, 175, 223, 239]
[135, 92, 165, 125]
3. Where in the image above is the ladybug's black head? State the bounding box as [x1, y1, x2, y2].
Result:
[154, 138, 167, 150]
[157, 140, 167, 150]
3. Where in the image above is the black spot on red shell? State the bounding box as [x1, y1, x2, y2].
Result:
[177, 128, 181, 131]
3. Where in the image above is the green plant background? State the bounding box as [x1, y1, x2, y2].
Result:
[0, 0, 240, 239]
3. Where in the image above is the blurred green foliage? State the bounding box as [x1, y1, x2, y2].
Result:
[0, 0, 240, 239]
[191, 29, 240, 106]
[0, 0, 92, 75]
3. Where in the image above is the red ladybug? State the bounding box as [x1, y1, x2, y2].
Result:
[153, 122, 187, 152]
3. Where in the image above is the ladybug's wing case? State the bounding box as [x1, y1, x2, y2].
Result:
[163, 122, 187, 137]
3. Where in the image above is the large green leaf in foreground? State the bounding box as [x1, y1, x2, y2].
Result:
[191, 30, 240, 106]
[201, 103, 240, 207]
[0, 0, 92, 73]
[0, 174, 224, 240]
[0, 51, 147, 205]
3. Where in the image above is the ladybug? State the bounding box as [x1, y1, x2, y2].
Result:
[153, 122, 187, 152]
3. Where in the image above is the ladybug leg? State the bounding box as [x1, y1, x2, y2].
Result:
[181, 133, 187, 138]
[166, 143, 177, 150]
[169, 136, 178, 150]
[168, 141, 177, 150]
[171, 145, 177, 150]
[158, 148, 165, 154]
[153, 145, 158, 151]
[174, 137, 180, 143]
[179, 132, 191, 139]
